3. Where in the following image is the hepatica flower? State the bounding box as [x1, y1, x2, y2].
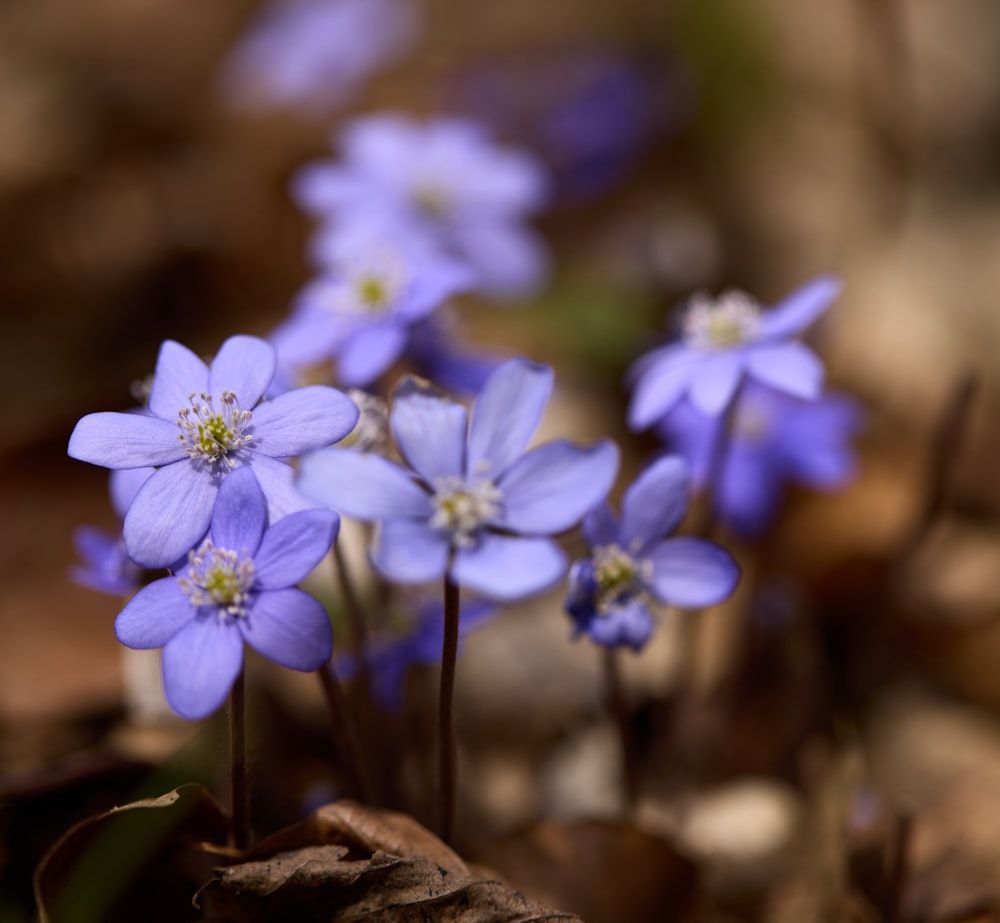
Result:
[298, 358, 619, 601]
[294, 112, 550, 299]
[628, 275, 842, 429]
[115, 467, 337, 720]
[566, 456, 740, 650]
[657, 384, 863, 537]
[68, 335, 358, 568]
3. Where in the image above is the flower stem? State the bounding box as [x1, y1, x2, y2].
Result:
[694, 385, 742, 539]
[604, 648, 639, 811]
[438, 573, 461, 843]
[317, 664, 372, 804]
[229, 668, 251, 851]
[332, 541, 373, 696]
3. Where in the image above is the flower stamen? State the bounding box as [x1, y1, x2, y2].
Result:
[592, 543, 653, 615]
[178, 538, 256, 619]
[430, 475, 503, 548]
[683, 290, 761, 351]
[177, 390, 253, 467]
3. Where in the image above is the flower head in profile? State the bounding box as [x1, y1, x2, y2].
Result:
[628, 275, 841, 429]
[115, 467, 338, 720]
[657, 383, 863, 537]
[294, 113, 550, 299]
[271, 228, 473, 388]
[298, 358, 619, 601]
[68, 334, 358, 568]
[566, 456, 740, 650]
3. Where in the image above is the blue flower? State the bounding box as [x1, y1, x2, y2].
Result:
[271, 228, 473, 388]
[565, 456, 740, 650]
[298, 358, 620, 601]
[294, 113, 550, 299]
[628, 275, 841, 428]
[217, 0, 419, 115]
[657, 383, 863, 537]
[68, 334, 359, 568]
[115, 467, 338, 720]
[403, 312, 505, 395]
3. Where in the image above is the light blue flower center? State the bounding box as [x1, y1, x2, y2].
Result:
[178, 538, 256, 618]
[177, 390, 253, 467]
[592, 544, 653, 615]
[683, 291, 761, 351]
[430, 475, 503, 548]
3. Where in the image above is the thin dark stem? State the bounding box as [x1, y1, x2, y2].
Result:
[317, 664, 372, 804]
[603, 648, 639, 811]
[693, 386, 742, 539]
[883, 810, 913, 923]
[332, 541, 373, 697]
[438, 573, 461, 844]
[229, 668, 251, 851]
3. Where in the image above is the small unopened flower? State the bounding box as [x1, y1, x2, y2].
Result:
[115, 467, 338, 720]
[565, 456, 740, 650]
[298, 358, 619, 601]
[628, 276, 841, 428]
[68, 335, 358, 568]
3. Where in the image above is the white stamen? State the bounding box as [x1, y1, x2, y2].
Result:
[430, 475, 503, 548]
[178, 538, 256, 619]
[683, 290, 761, 351]
[176, 390, 253, 467]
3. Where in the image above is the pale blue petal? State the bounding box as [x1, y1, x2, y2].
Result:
[123, 463, 218, 568]
[647, 537, 740, 609]
[254, 509, 339, 588]
[390, 382, 467, 483]
[620, 455, 690, 550]
[162, 615, 244, 720]
[297, 447, 431, 520]
[586, 600, 655, 651]
[68, 412, 186, 469]
[250, 386, 359, 458]
[371, 519, 449, 583]
[746, 342, 824, 400]
[454, 223, 548, 300]
[689, 352, 744, 416]
[338, 325, 406, 386]
[115, 578, 194, 648]
[109, 467, 156, 518]
[582, 503, 619, 547]
[450, 534, 566, 601]
[757, 275, 841, 342]
[210, 467, 267, 554]
[499, 439, 619, 534]
[209, 335, 276, 406]
[627, 348, 699, 430]
[241, 589, 332, 670]
[398, 257, 474, 320]
[244, 454, 316, 520]
[147, 340, 209, 421]
[467, 359, 553, 478]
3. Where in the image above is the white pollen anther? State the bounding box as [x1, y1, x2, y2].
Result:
[683, 290, 761, 351]
[178, 538, 256, 618]
[177, 390, 253, 467]
[430, 475, 503, 548]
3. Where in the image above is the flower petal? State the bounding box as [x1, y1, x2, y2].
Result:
[123, 463, 218, 568]
[244, 453, 316, 520]
[210, 466, 267, 554]
[454, 223, 548, 300]
[147, 340, 209, 421]
[161, 615, 244, 720]
[370, 519, 449, 583]
[115, 578, 194, 648]
[297, 447, 431, 520]
[688, 352, 744, 416]
[647, 537, 740, 609]
[390, 382, 467, 483]
[585, 600, 655, 651]
[109, 467, 156, 518]
[254, 509, 339, 588]
[450, 534, 566, 601]
[209, 335, 276, 407]
[240, 588, 332, 670]
[251, 386, 359, 458]
[627, 348, 699, 430]
[746, 342, 824, 400]
[757, 275, 841, 342]
[68, 412, 186, 469]
[620, 455, 690, 550]
[582, 503, 619, 547]
[499, 439, 619, 534]
[467, 359, 553, 478]
[338, 325, 407, 386]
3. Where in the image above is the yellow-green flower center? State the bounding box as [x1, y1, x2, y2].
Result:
[592, 543, 653, 615]
[430, 475, 503, 548]
[177, 390, 253, 467]
[178, 538, 256, 618]
[683, 291, 761, 351]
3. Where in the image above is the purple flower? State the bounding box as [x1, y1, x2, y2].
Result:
[217, 0, 419, 115]
[298, 358, 620, 601]
[271, 228, 473, 388]
[294, 113, 550, 299]
[628, 275, 841, 429]
[657, 384, 863, 537]
[68, 334, 359, 568]
[566, 456, 740, 650]
[404, 312, 504, 395]
[115, 467, 337, 720]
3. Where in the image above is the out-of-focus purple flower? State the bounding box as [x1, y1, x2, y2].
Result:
[298, 358, 619, 601]
[115, 467, 337, 720]
[628, 276, 841, 428]
[404, 312, 504, 395]
[217, 0, 419, 115]
[656, 383, 863, 537]
[337, 598, 494, 711]
[68, 335, 359, 568]
[294, 113, 550, 300]
[71, 468, 155, 595]
[566, 456, 740, 650]
[271, 228, 473, 388]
